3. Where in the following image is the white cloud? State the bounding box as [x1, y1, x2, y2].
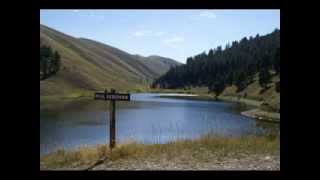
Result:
[72, 10, 79, 13]
[199, 11, 217, 19]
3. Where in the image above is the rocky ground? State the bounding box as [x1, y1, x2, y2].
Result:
[92, 154, 279, 171]
[41, 152, 280, 171]
[241, 108, 280, 122]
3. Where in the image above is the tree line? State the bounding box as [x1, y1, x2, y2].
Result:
[152, 29, 280, 98]
[40, 45, 61, 80]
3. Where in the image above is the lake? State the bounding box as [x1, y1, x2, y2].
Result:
[40, 93, 279, 155]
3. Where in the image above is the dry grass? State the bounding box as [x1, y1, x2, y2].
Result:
[40, 134, 279, 170]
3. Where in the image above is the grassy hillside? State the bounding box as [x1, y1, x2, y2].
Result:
[40, 24, 180, 96]
[153, 73, 280, 114]
[222, 73, 280, 112]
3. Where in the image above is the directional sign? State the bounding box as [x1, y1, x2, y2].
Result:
[94, 89, 131, 150]
[94, 92, 106, 100]
[94, 92, 130, 101]
[106, 93, 130, 101]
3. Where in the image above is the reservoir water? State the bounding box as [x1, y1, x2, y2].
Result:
[40, 93, 279, 155]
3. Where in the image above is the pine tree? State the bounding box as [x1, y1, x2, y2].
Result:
[259, 68, 271, 89]
[209, 79, 226, 99]
[152, 30, 280, 92]
[208, 49, 214, 60]
[53, 51, 61, 73]
[40, 45, 61, 80]
[235, 71, 248, 92]
[273, 48, 280, 75]
[275, 81, 280, 93]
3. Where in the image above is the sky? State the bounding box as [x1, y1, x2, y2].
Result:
[40, 10, 280, 63]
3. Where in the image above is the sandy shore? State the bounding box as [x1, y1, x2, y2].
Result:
[241, 108, 280, 122]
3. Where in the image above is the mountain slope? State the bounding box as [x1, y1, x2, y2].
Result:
[132, 55, 182, 77]
[40, 24, 180, 96]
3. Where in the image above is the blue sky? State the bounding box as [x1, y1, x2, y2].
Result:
[40, 10, 280, 63]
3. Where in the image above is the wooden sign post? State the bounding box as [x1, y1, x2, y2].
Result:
[94, 89, 130, 150]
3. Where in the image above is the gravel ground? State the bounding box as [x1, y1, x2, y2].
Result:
[241, 108, 280, 122]
[90, 154, 279, 170]
[42, 152, 279, 171]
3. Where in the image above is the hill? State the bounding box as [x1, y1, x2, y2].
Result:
[153, 29, 280, 112]
[132, 54, 183, 77]
[40, 24, 180, 96]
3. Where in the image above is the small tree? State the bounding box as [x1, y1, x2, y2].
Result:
[259, 68, 272, 89]
[53, 51, 61, 73]
[273, 48, 280, 75]
[40, 57, 47, 80]
[275, 81, 280, 93]
[40, 45, 61, 80]
[209, 80, 226, 100]
[235, 72, 248, 92]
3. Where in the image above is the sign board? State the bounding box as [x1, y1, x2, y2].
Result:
[94, 92, 130, 101]
[94, 92, 106, 100]
[94, 89, 131, 150]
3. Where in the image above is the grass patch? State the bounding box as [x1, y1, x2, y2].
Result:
[158, 94, 262, 107]
[219, 95, 263, 107]
[40, 89, 93, 102]
[148, 89, 193, 94]
[40, 134, 279, 170]
[40, 91, 93, 112]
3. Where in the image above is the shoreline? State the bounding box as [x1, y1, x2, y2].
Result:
[158, 94, 280, 123]
[40, 92, 280, 122]
[241, 109, 280, 123]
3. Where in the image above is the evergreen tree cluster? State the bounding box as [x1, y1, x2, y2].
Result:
[40, 45, 61, 80]
[152, 29, 280, 97]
